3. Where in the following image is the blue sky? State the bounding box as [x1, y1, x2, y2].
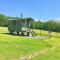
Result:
[0, 0, 60, 20]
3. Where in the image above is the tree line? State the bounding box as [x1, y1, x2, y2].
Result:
[0, 14, 60, 33]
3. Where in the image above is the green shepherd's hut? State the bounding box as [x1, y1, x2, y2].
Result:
[8, 14, 36, 36]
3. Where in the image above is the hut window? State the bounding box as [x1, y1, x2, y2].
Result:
[12, 20, 16, 25]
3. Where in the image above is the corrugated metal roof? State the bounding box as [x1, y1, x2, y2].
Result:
[8, 18, 27, 21]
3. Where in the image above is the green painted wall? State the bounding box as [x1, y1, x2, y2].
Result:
[8, 19, 30, 32]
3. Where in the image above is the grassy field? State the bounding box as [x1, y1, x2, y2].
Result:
[0, 27, 60, 60]
[29, 30, 60, 60]
[0, 27, 53, 60]
[29, 47, 60, 60]
[34, 29, 60, 37]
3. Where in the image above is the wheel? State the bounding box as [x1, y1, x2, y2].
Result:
[9, 31, 13, 34]
[21, 32, 24, 36]
[27, 32, 29, 36]
[27, 32, 34, 37]
[17, 31, 19, 35]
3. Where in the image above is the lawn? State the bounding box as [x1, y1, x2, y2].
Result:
[0, 27, 52, 60]
[29, 34, 60, 60]
[29, 47, 60, 60]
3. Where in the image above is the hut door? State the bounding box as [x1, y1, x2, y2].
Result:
[22, 23, 25, 28]
[22, 23, 26, 31]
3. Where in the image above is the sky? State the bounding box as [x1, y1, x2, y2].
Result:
[0, 0, 60, 20]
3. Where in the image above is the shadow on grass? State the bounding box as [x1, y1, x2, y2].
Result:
[1, 33, 25, 36]
[1, 33, 60, 39]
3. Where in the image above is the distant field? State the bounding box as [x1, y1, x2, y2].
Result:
[0, 27, 52, 60]
[34, 29, 60, 37]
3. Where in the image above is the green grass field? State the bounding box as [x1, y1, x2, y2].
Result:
[0, 27, 60, 60]
[29, 30, 60, 60]
[0, 27, 52, 60]
[34, 29, 60, 37]
[29, 47, 60, 60]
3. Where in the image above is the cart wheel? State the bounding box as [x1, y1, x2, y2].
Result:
[21, 32, 24, 36]
[9, 31, 13, 34]
[27, 32, 29, 36]
[17, 31, 19, 35]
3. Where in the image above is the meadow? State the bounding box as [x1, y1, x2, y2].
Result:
[0, 27, 60, 60]
[29, 36, 60, 60]
[0, 27, 52, 60]
[29, 30, 60, 60]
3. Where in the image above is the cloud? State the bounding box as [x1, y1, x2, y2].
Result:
[53, 18, 60, 22]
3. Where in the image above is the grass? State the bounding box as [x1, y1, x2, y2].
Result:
[34, 29, 60, 37]
[28, 31, 60, 60]
[29, 47, 60, 60]
[0, 27, 60, 60]
[0, 27, 52, 60]
[33, 29, 49, 36]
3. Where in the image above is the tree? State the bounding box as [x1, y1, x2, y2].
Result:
[0, 14, 8, 26]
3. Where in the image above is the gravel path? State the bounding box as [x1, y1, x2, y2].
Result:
[29, 35, 49, 39]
